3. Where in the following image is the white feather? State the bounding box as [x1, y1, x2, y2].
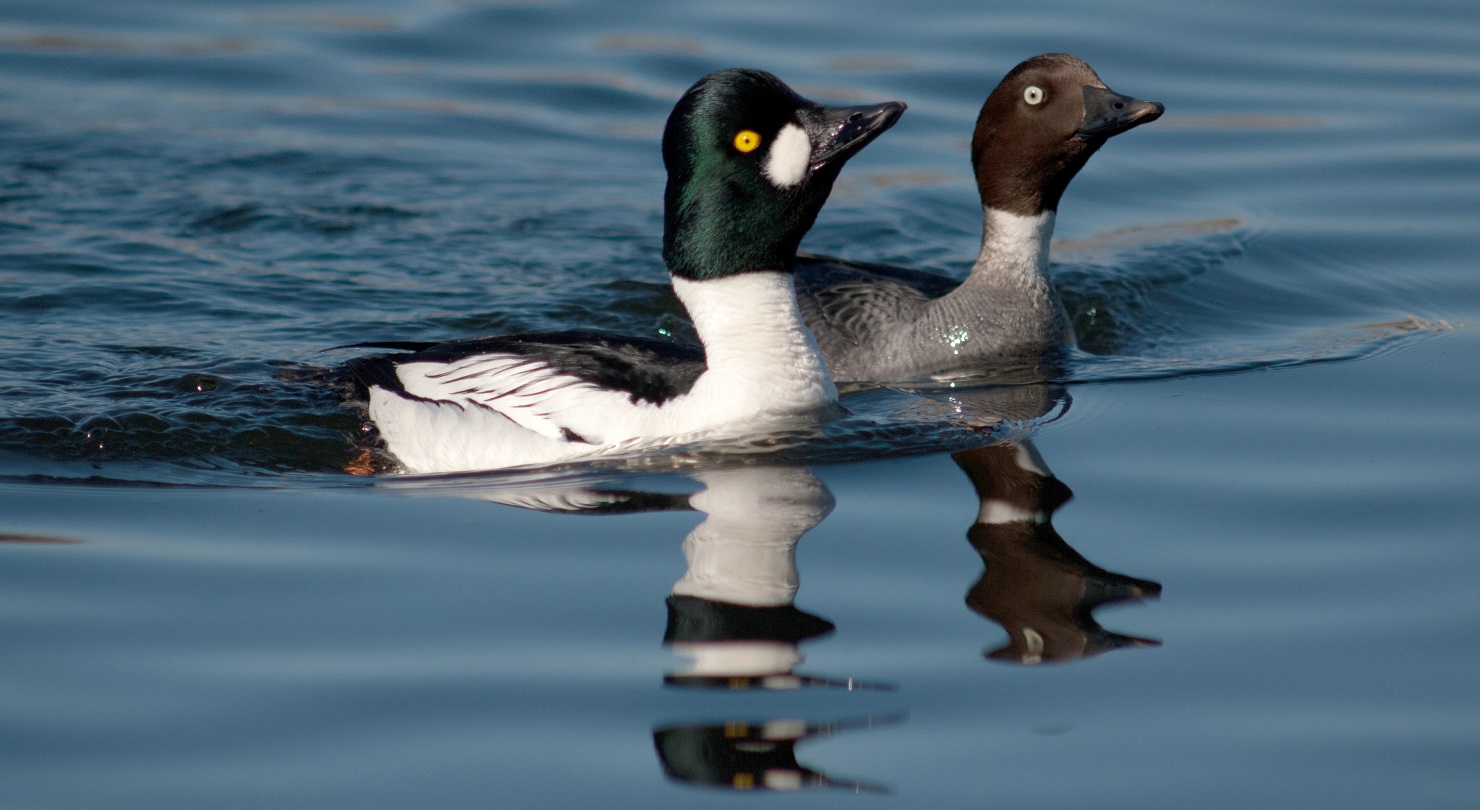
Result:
[974, 208, 1056, 284]
[368, 272, 837, 473]
[392, 355, 610, 441]
[367, 385, 594, 471]
[763, 123, 810, 189]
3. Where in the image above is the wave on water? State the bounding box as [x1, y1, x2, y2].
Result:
[1062, 314, 1447, 384]
[0, 212, 1449, 488]
[0, 348, 1064, 490]
[0, 39, 1454, 491]
[1051, 218, 1451, 384]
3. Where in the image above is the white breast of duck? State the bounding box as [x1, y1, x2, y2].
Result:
[362, 273, 835, 472]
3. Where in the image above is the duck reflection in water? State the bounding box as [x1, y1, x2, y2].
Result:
[652, 716, 895, 794]
[661, 466, 890, 692]
[885, 374, 1161, 664]
[427, 427, 1158, 792]
[954, 437, 1161, 664]
[432, 464, 899, 792]
[655, 466, 898, 793]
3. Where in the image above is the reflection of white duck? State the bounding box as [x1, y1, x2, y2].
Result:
[671, 467, 831, 606]
[653, 715, 897, 793]
[656, 468, 896, 792]
[665, 466, 840, 688]
[394, 465, 877, 688]
[396, 467, 894, 791]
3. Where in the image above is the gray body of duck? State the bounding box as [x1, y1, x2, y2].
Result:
[795, 53, 1163, 382]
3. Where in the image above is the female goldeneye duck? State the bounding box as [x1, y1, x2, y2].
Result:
[341, 69, 905, 473]
[793, 53, 1163, 382]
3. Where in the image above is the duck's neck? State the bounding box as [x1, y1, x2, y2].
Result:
[965, 207, 1057, 291]
[672, 271, 837, 409]
[921, 206, 1069, 359]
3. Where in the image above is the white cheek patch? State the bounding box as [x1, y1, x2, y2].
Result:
[762, 123, 810, 189]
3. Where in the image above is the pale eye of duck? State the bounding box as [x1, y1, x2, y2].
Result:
[1023, 85, 1045, 105]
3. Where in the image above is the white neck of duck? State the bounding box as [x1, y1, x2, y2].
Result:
[672, 271, 838, 415]
[909, 206, 1068, 361]
[967, 208, 1057, 289]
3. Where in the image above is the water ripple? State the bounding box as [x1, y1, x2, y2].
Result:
[0, 0, 1471, 489]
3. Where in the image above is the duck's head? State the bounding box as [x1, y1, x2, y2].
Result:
[971, 53, 1163, 216]
[663, 69, 905, 282]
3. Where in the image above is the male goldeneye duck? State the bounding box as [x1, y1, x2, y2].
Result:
[793, 53, 1163, 382]
[342, 69, 905, 473]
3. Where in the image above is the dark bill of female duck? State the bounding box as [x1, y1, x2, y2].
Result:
[338, 70, 905, 474]
[1075, 84, 1164, 140]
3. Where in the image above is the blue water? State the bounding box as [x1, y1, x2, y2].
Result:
[3, 0, 1479, 807]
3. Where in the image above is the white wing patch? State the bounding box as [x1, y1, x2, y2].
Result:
[763, 123, 810, 189]
[367, 345, 714, 472]
[393, 354, 609, 441]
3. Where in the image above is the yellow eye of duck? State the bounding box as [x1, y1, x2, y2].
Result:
[733, 130, 761, 153]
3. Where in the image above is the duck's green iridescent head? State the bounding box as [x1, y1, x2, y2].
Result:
[662, 68, 905, 282]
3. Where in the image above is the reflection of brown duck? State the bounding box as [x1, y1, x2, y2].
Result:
[954, 441, 1161, 664]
